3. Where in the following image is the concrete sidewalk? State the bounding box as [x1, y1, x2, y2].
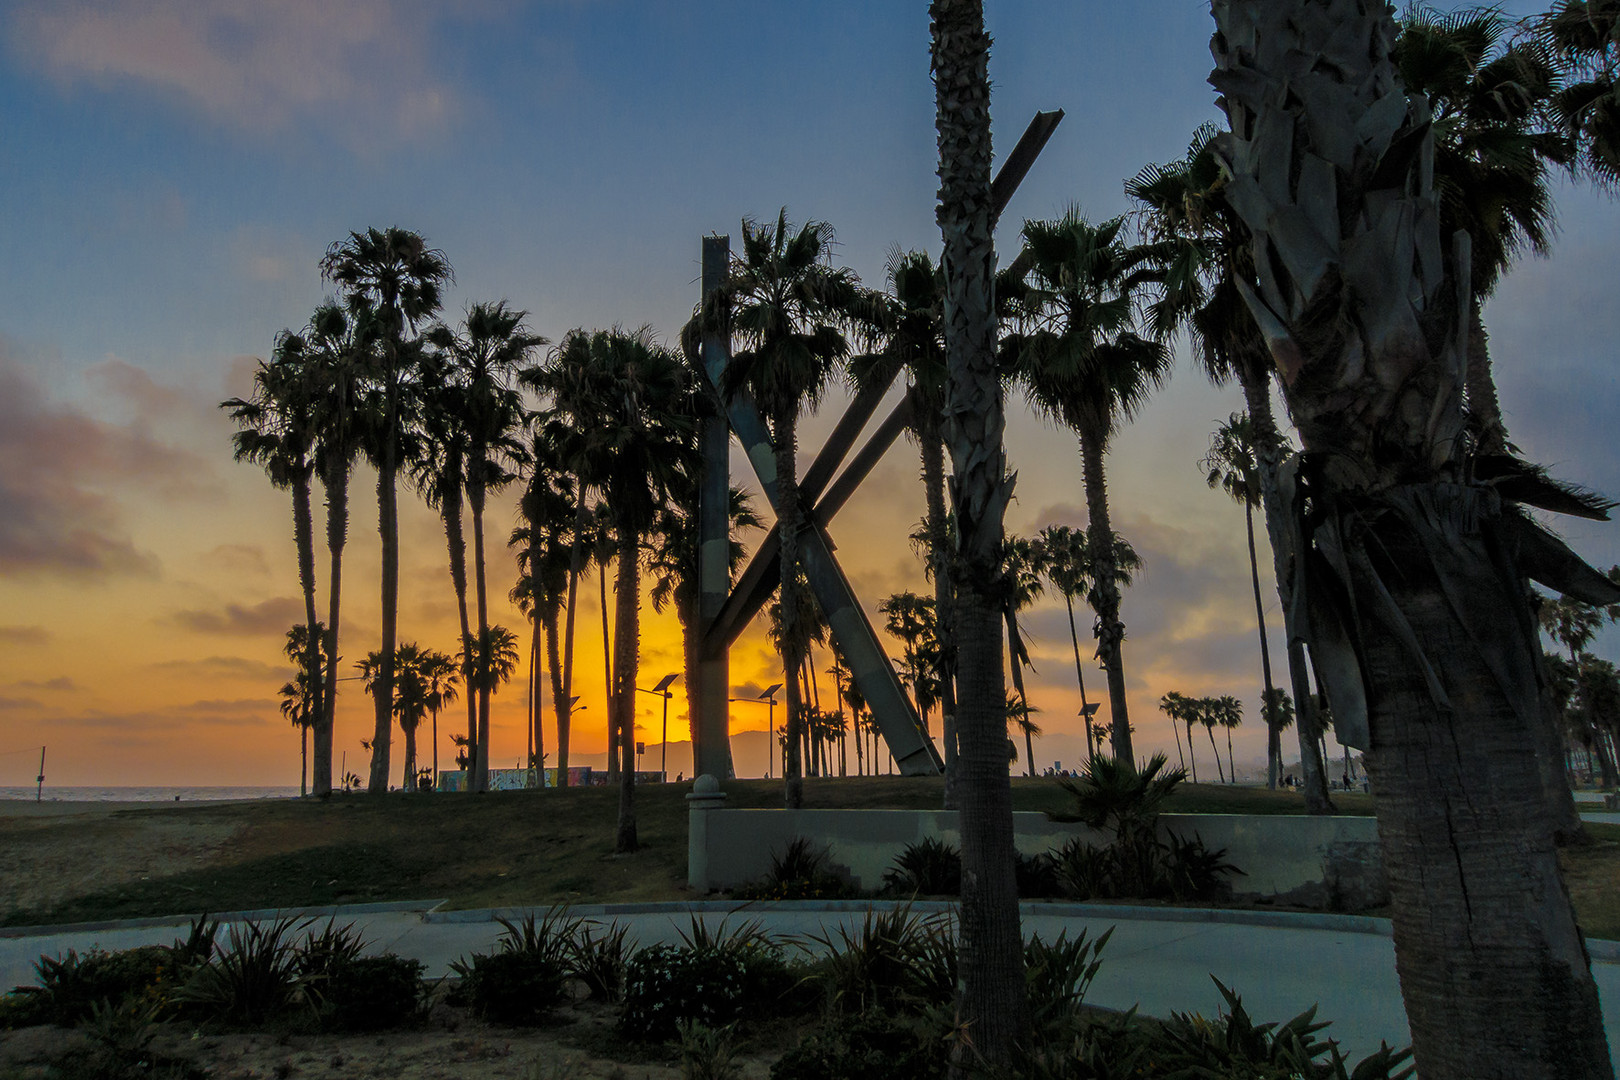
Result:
[7, 901, 1620, 1061]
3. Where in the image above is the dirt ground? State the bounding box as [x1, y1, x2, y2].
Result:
[0, 995, 797, 1080]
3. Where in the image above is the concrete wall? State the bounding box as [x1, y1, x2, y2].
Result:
[687, 802, 1387, 910]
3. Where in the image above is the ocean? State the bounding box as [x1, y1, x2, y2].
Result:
[0, 786, 302, 803]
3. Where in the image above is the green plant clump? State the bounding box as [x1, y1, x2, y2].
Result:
[619, 917, 794, 1041]
[450, 910, 576, 1025]
[882, 836, 961, 896]
[734, 837, 857, 901]
[319, 955, 427, 1031]
[769, 1010, 949, 1080]
[799, 903, 956, 1017]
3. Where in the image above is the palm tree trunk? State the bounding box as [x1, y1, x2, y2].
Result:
[369, 428, 398, 794]
[1236, 367, 1334, 812]
[300, 725, 308, 797]
[919, 406, 960, 805]
[1003, 610, 1035, 777]
[440, 446, 477, 791]
[613, 527, 640, 852]
[545, 610, 564, 788]
[1226, 725, 1236, 784]
[529, 611, 543, 784]
[402, 723, 417, 792]
[316, 455, 348, 798]
[1170, 711, 1185, 772]
[934, 0, 1026, 1064]
[600, 555, 616, 780]
[1243, 501, 1282, 790]
[1078, 428, 1133, 766]
[558, 502, 588, 787]
[290, 470, 323, 797]
[1206, 723, 1225, 784]
[1466, 309, 1509, 455]
[1186, 721, 1199, 783]
[1063, 595, 1095, 761]
[471, 467, 492, 793]
[776, 405, 806, 810]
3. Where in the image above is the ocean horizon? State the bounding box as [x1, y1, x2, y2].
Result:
[0, 786, 303, 803]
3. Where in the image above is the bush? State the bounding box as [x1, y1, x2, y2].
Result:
[1024, 928, 1110, 1035]
[619, 917, 792, 1041]
[449, 907, 578, 1026]
[734, 837, 855, 901]
[567, 919, 630, 1002]
[882, 837, 961, 896]
[171, 915, 306, 1025]
[799, 904, 955, 1017]
[1015, 849, 1060, 898]
[769, 1010, 948, 1080]
[319, 955, 426, 1031]
[19, 944, 193, 1026]
[677, 1019, 744, 1080]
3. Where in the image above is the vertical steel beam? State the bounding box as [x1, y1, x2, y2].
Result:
[694, 235, 734, 780]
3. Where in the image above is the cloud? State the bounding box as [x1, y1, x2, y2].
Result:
[13, 677, 76, 692]
[0, 697, 42, 710]
[199, 544, 271, 578]
[0, 626, 49, 645]
[7, 0, 486, 144]
[169, 597, 303, 636]
[150, 655, 292, 681]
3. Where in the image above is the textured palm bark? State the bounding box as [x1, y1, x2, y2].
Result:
[600, 559, 616, 781]
[528, 610, 543, 780]
[1078, 429, 1133, 766]
[1211, 1, 1611, 1071]
[613, 529, 640, 852]
[775, 403, 805, 810]
[557, 526, 583, 788]
[369, 434, 397, 794]
[1357, 493, 1609, 1077]
[291, 471, 324, 787]
[545, 611, 564, 785]
[932, 0, 1026, 1068]
[1004, 609, 1035, 776]
[316, 456, 348, 797]
[920, 408, 960, 805]
[1243, 500, 1282, 788]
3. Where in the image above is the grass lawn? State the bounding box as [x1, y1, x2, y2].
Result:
[6, 777, 1618, 939]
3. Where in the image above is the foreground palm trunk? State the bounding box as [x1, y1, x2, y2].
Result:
[1078, 428, 1133, 765]
[613, 529, 640, 852]
[1211, 2, 1612, 1073]
[776, 404, 806, 810]
[369, 441, 398, 793]
[932, 0, 1026, 1070]
[315, 455, 349, 798]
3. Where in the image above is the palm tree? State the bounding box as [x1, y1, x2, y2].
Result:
[1035, 524, 1141, 762]
[1395, 6, 1570, 455]
[222, 337, 323, 793]
[932, 0, 1026, 1064]
[717, 208, 873, 809]
[511, 466, 576, 788]
[320, 227, 452, 794]
[277, 622, 327, 796]
[1201, 413, 1283, 788]
[460, 625, 521, 776]
[544, 328, 694, 851]
[1000, 536, 1045, 777]
[1214, 694, 1243, 784]
[1005, 693, 1043, 772]
[1210, 3, 1617, 1071]
[1003, 210, 1171, 767]
[878, 591, 940, 741]
[1127, 126, 1337, 814]
[1159, 691, 1195, 780]
[585, 503, 619, 779]
[429, 301, 543, 791]
[358, 643, 432, 791]
[1542, 0, 1620, 191]
[419, 648, 460, 784]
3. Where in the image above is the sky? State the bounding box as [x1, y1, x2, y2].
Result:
[1, 1, 1616, 789]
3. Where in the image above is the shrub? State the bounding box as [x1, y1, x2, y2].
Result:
[619, 917, 792, 1041]
[735, 837, 855, 901]
[21, 944, 192, 1026]
[171, 915, 306, 1025]
[449, 906, 578, 1026]
[882, 837, 961, 896]
[1024, 929, 1110, 1036]
[769, 1010, 948, 1080]
[319, 955, 426, 1031]
[1015, 849, 1060, 898]
[567, 919, 629, 1002]
[799, 904, 955, 1016]
[294, 918, 367, 984]
[677, 1019, 744, 1080]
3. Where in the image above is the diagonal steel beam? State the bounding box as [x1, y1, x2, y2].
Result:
[991, 110, 1064, 224]
[702, 393, 915, 657]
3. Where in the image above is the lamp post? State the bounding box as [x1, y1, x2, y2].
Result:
[636, 673, 680, 781]
[730, 683, 783, 778]
[1080, 701, 1101, 761]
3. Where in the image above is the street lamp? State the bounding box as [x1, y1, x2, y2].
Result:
[730, 683, 783, 778]
[636, 673, 680, 781]
[1079, 701, 1102, 759]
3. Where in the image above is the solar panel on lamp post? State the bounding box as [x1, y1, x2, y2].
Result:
[730, 683, 783, 778]
[636, 673, 680, 781]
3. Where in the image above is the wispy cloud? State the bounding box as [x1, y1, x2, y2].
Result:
[7, 0, 490, 144]
[0, 626, 49, 645]
[169, 597, 303, 637]
[0, 696, 43, 710]
[199, 544, 271, 578]
[13, 677, 77, 692]
[151, 655, 291, 681]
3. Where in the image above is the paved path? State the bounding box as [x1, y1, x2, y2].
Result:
[7, 901, 1620, 1062]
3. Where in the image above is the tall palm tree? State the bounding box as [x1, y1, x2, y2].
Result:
[1159, 691, 1194, 779]
[1210, 2, 1617, 1071]
[1035, 524, 1142, 763]
[320, 227, 452, 794]
[878, 591, 940, 741]
[419, 648, 460, 784]
[932, 0, 1026, 1065]
[1127, 128, 1337, 813]
[222, 337, 324, 792]
[358, 643, 432, 791]
[429, 301, 543, 790]
[278, 622, 327, 796]
[1201, 413, 1284, 788]
[544, 328, 694, 851]
[718, 208, 874, 809]
[999, 536, 1044, 776]
[1213, 694, 1243, 784]
[1004, 210, 1172, 767]
[1395, 6, 1570, 455]
[1543, 0, 1620, 190]
[511, 467, 576, 788]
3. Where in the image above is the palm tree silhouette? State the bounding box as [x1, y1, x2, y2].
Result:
[1542, 0, 1620, 192]
[278, 622, 327, 796]
[1004, 209, 1171, 766]
[320, 227, 452, 794]
[418, 648, 460, 785]
[717, 208, 874, 808]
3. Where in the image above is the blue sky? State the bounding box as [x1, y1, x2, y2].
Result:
[1, 1, 1616, 785]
